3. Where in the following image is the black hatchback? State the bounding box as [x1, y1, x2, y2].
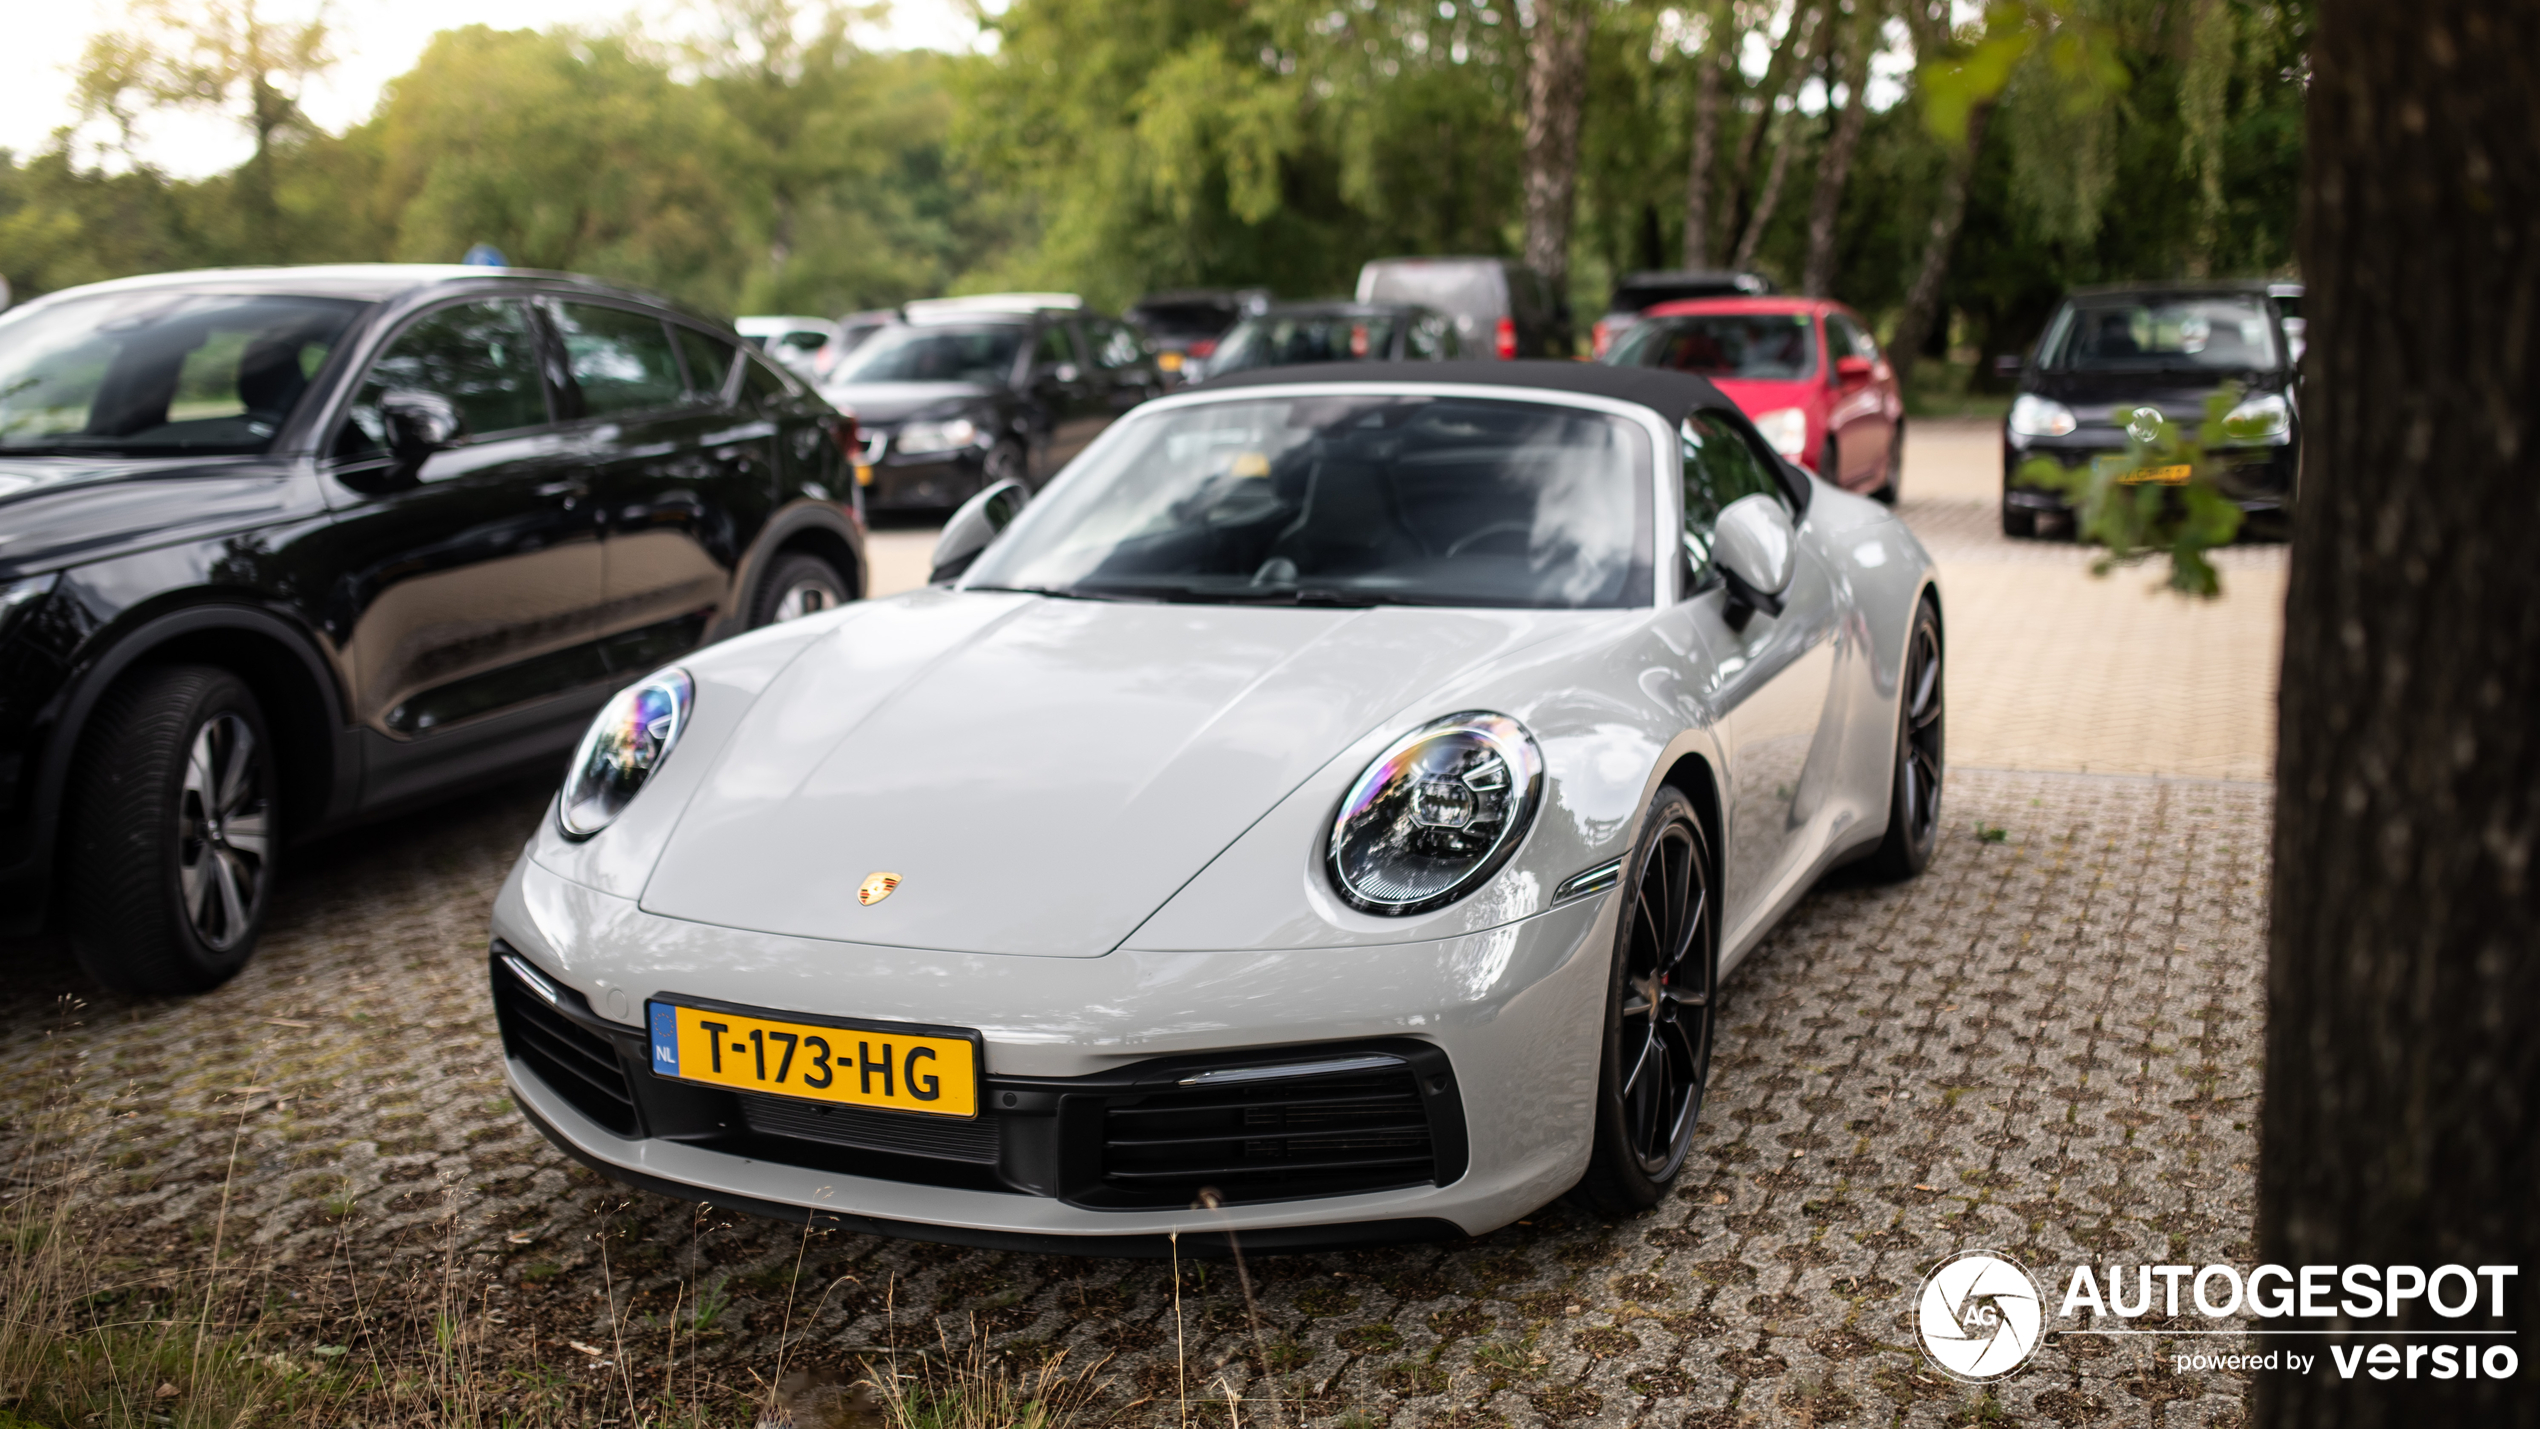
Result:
[0, 265, 867, 993]
[2000, 281, 2301, 537]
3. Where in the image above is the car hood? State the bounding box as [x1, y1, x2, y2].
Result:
[637, 591, 1574, 956]
[2028, 370, 2285, 427]
[0, 454, 310, 578]
[819, 381, 1000, 426]
[1702, 376, 1824, 417]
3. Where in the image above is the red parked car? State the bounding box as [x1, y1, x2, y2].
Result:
[1602, 296, 1905, 501]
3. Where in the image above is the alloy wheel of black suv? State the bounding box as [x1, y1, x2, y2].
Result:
[0, 265, 868, 992]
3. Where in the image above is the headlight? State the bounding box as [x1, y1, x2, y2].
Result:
[2008, 394, 2079, 438]
[558, 668, 693, 838]
[2221, 392, 2292, 443]
[896, 417, 983, 455]
[1751, 407, 1809, 457]
[1327, 712, 1544, 916]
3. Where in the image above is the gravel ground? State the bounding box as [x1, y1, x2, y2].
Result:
[0, 764, 2273, 1427]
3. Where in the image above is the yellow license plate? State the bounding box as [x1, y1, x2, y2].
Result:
[646, 1001, 980, 1117]
[2118, 463, 2192, 486]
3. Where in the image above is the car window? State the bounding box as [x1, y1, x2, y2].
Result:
[1206, 313, 1405, 374]
[739, 351, 796, 406]
[1826, 313, 1878, 363]
[1406, 313, 1457, 360]
[2039, 295, 2282, 372]
[551, 303, 685, 418]
[1680, 409, 1786, 582]
[1610, 312, 1821, 380]
[1085, 319, 1146, 371]
[1034, 325, 1076, 369]
[0, 291, 361, 457]
[674, 327, 738, 399]
[341, 299, 547, 458]
[831, 324, 1022, 385]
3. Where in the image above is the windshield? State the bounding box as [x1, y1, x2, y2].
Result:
[966, 394, 1652, 609]
[1207, 314, 1402, 374]
[1607, 312, 1819, 380]
[830, 323, 1023, 385]
[0, 291, 363, 455]
[2040, 296, 2282, 372]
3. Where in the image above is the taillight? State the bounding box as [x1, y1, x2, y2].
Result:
[1494, 317, 1517, 360]
[1591, 320, 1610, 357]
[1189, 339, 1217, 359]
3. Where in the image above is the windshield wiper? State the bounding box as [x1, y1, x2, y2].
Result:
[964, 583, 1153, 603]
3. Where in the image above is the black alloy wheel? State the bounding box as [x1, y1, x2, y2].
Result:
[1862, 598, 1946, 880]
[2001, 492, 2038, 538]
[1577, 785, 1717, 1212]
[1821, 437, 1842, 488]
[751, 552, 852, 626]
[65, 665, 277, 994]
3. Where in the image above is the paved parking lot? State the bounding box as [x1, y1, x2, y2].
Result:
[1, 423, 2284, 1425]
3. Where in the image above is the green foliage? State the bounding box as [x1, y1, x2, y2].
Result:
[2016, 386, 2249, 596]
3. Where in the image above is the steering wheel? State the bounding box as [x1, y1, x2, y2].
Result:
[1446, 521, 1533, 557]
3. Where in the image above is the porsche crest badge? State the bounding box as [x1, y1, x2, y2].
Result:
[857, 872, 901, 906]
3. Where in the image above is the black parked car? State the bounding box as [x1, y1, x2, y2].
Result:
[1197, 300, 1461, 378]
[822, 298, 1163, 511]
[1124, 288, 1269, 381]
[0, 264, 867, 992]
[1588, 268, 1775, 358]
[2000, 281, 2302, 537]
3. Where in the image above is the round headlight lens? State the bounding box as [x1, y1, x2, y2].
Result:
[1327, 712, 1544, 916]
[558, 668, 693, 838]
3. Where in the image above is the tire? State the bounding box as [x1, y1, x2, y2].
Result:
[63, 666, 277, 995]
[1575, 785, 1718, 1214]
[1819, 437, 1841, 487]
[1861, 598, 1945, 881]
[1873, 424, 1903, 505]
[2000, 496, 2037, 538]
[749, 551, 851, 627]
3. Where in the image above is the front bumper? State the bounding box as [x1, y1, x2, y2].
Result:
[488, 854, 1619, 1249]
[862, 445, 988, 511]
[2003, 432, 2297, 515]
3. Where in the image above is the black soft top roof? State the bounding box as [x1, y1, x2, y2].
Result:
[1195, 359, 1726, 429]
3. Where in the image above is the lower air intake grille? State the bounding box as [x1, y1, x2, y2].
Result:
[739, 1093, 1001, 1164]
[1097, 1064, 1436, 1208]
[491, 950, 640, 1138]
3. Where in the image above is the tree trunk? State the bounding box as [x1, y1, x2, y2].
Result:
[1800, 14, 1870, 296]
[1726, 1, 1818, 250]
[2257, 1, 2540, 1423]
[1682, 28, 1723, 268]
[1520, 0, 1594, 298]
[1887, 97, 1991, 379]
[1730, 111, 1794, 269]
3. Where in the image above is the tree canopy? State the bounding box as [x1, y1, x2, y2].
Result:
[2, 0, 2308, 367]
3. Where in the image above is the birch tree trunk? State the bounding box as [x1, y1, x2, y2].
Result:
[1521, 0, 1594, 298]
[2256, 0, 2540, 1422]
[1886, 98, 1991, 376]
[1682, 32, 1724, 268]
[1800, 14, 1872, 296]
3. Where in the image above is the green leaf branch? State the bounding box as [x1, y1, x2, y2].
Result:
[2015, 385, 2255, 598]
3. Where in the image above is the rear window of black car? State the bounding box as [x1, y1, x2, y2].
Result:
[0, 291, 364, 455]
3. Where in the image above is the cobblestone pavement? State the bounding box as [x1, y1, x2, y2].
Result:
[2, 423, 2285, 1425]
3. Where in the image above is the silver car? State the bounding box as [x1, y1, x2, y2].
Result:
[487, 361, 1944, 1253]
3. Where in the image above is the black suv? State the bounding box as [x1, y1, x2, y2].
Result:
[821, 298, 1164, 511]
[2001, 281, 2302, 536]
[0, 265, 866, 992]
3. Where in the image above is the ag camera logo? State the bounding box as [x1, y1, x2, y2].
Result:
[1919, 1250, 2045, 1381]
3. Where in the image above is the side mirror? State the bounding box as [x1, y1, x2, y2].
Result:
[1834, 354, 1874, 387]
[1992, 353, 2024, 379]
[1711, 493, 1795, 629]
[930, 478, 1031, 583]
[382, 390, 464, 472]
